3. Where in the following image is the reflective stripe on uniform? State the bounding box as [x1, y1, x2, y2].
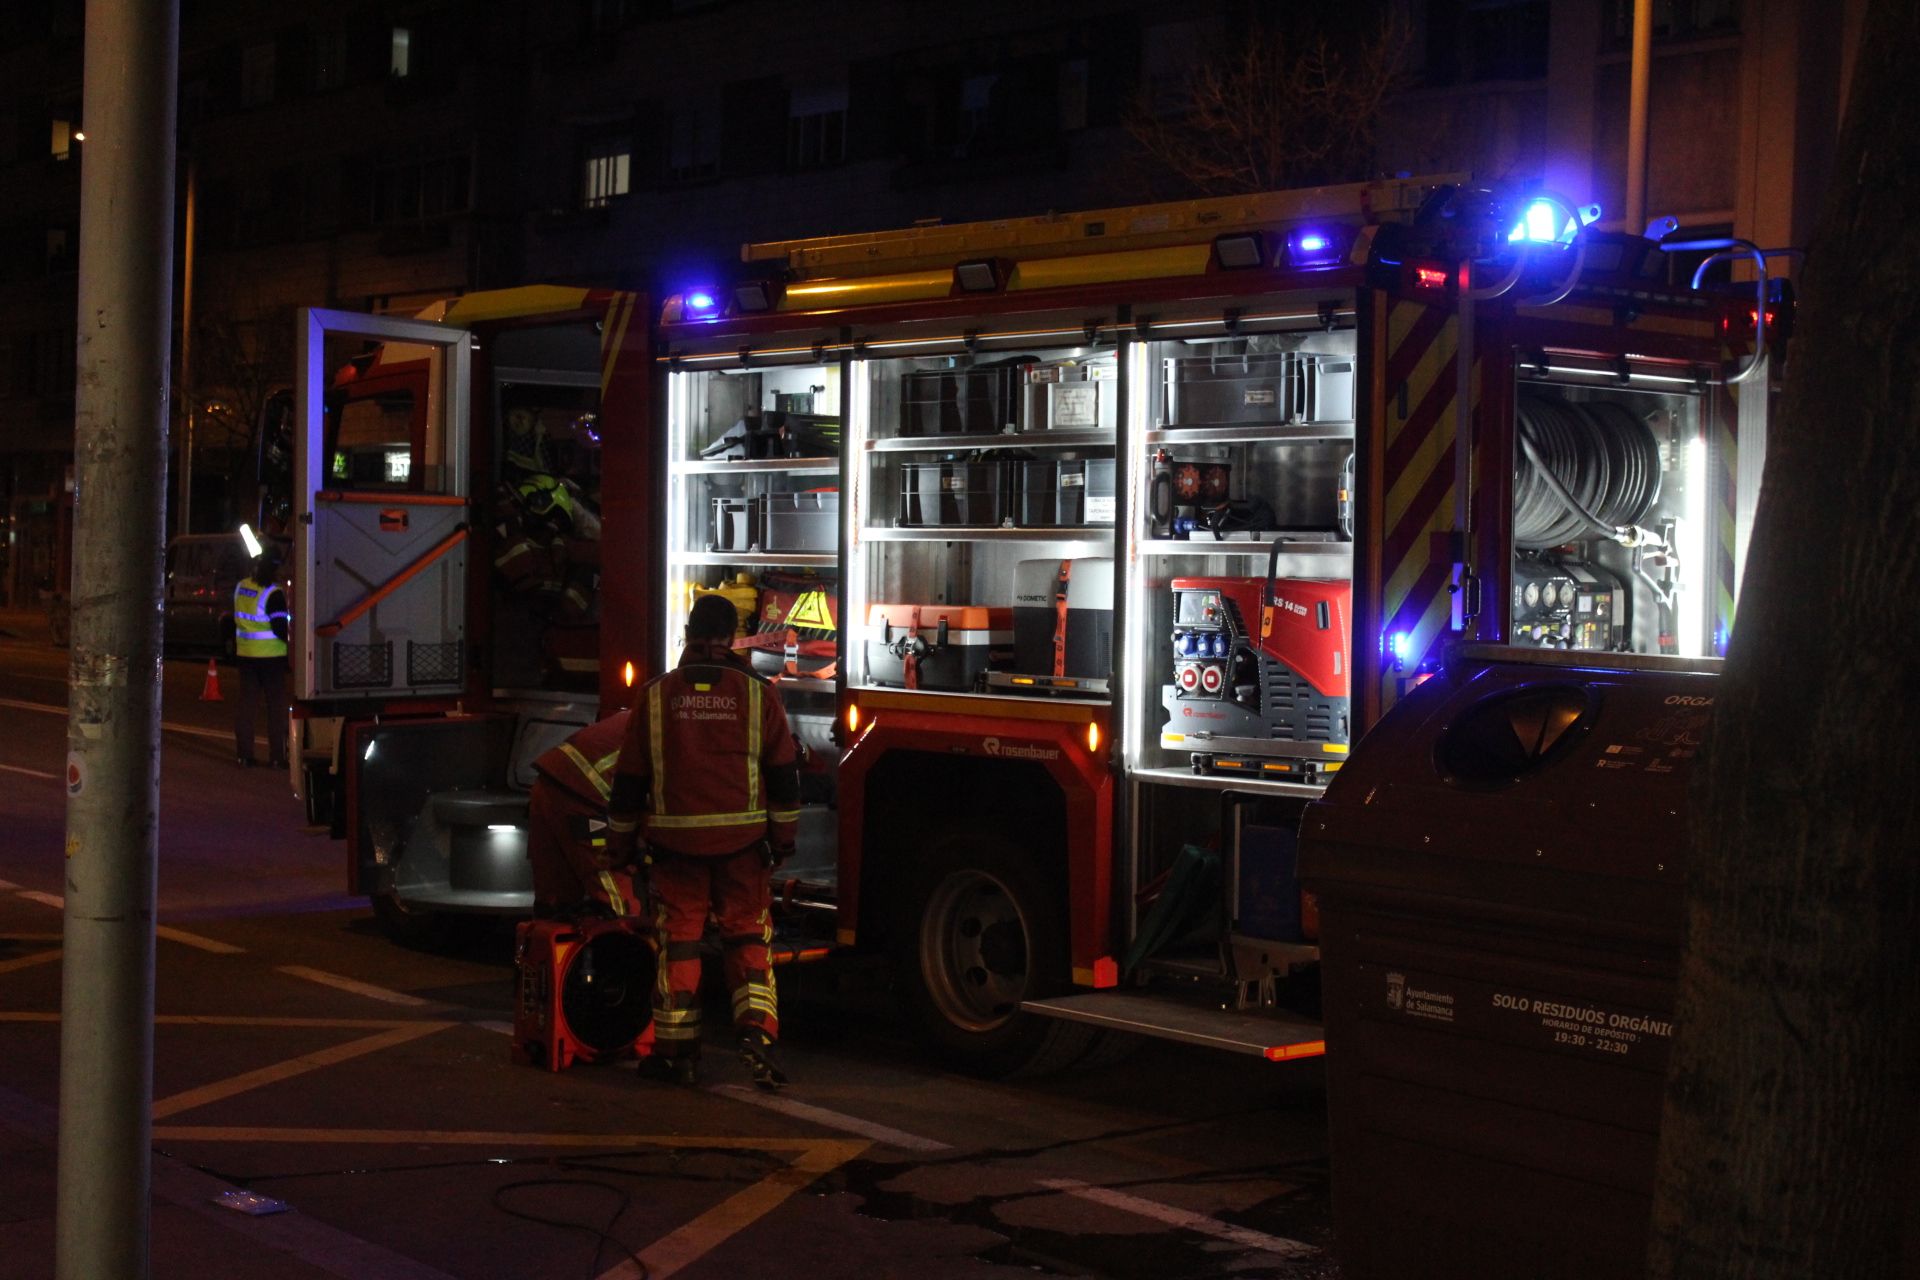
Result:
[770, 809, 801, 824]
[233, 581, 288, 659]
[597, 870, 627, 917]
[648, 809, 769, 830]
[558, 744, 615, 801]
[647, 685, 666, 817]
[745, 679, 762, 813]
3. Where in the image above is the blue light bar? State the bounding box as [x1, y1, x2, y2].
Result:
[1287, 227, 1343, 268]
[1389, 630, 1413, 668]
[1508, 199, 1574, 244]
[685, 290, 718, 315]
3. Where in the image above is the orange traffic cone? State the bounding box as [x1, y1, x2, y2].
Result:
[199, 658, 224, 702]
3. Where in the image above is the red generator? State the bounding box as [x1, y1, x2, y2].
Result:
[1160, 566, 1351, 782]
[512, 916, 657, 1072]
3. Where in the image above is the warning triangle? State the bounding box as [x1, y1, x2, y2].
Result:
[786, 589, 836, 630]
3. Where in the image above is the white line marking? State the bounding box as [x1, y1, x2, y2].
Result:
[473, 1020, 516, 1035]
[0, 879, 20, 891]
[17, 891, 64, 910]
[708, 1083, 951, 1152]
[0, 763, 58, 781]
[276, 965, 430, 1007]
[0, 696, 239, 746]
[1037, 1178, 1319, 1257]
[155, 925, 245, 955]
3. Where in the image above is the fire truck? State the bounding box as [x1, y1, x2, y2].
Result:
[290, 176, 1781, 1071]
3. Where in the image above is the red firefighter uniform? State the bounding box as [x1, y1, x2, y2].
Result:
[528, 713, 638, 917]
[608, 639, 800, 1058]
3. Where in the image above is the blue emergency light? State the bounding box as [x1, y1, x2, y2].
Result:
[684, 290, 719, 317]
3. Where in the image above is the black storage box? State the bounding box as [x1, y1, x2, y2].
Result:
[710, 496, 760, 552]
[1015, 458, 1117, 527]
[900, 363, 1024, 436]
[898, 460, 1008, 527]
[762, 490, 838, 552]
[1299, 650, 1713, 1279]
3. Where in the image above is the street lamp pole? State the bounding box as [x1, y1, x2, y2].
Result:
[177, 151, 196, 537]
[56, 0, 179, 1275]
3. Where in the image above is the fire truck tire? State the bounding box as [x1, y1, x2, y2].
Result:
[898, 830, 1096, 1078]
[369, 893, 450, 948]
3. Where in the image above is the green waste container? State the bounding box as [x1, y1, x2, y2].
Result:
[1299, 647, 1716, 1279]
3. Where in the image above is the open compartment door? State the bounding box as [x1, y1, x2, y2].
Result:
[294, 307, 473, 702]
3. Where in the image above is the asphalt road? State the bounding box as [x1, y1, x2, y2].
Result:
[0, 619, 1336, 1280]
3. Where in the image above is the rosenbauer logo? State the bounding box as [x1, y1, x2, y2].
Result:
[981, 736, 1060, 761]
[1664, 695, 1714, 707]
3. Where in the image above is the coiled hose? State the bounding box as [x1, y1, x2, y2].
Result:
[1513, 395, 1664, 549]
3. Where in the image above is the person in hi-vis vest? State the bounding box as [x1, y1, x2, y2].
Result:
[232, 543, 290, 769]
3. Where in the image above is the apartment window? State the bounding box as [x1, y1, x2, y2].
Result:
[372, 148, 472, 224]
[390, 27, 411, 78]
[1142, 22, 1203, 117]
[45, 228, 71, 273]
[591, 0, 643, 32]
[787, 84, 847, 169]
[667, 104, 719, 181]
[50, 118, 73, 162]
[1605, 0, 1740, 44]
[313, 30, 349, 91]
[1058, 57, 1089, 132]
[957, 73, 998, 155]
[241, 40, 276, 107]
[581, 133, 632, 208]
[1426, 0, 1550, 84]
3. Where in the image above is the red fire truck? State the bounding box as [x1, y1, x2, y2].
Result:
[291, 177, 1782, 1071]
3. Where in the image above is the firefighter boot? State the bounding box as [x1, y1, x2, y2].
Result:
[636, 1054, 699, 1087]
[738, 1030, 788, 1092]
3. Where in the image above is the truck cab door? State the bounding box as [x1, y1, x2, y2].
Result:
[293, 308, 473, 703]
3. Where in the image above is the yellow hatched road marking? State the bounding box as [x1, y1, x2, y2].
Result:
[156, 925, 245, 955]
[152, 1021, 456, 1120]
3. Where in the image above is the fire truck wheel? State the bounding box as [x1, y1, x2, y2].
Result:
[370, 893, 450, 948]
[900, 832, 1097, 1078]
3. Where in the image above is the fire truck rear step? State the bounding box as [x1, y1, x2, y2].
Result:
[1021, 992, 1325, 1060]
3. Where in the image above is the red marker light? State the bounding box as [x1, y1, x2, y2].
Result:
[1414, 266, 1449, 290]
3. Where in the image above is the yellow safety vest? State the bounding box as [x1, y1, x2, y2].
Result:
[233, 578, 288, 659]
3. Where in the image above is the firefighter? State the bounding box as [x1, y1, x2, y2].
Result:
[232, 543, 290, 770]
[526, 711, 637, 918]
[606, 593, 800, 1090]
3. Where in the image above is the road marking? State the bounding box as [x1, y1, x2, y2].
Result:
[0, 762, 58, 781]
[0, 932, 60, 941]
[0, 695, 239, 746]
[155, 1126, 853, 1151]
[0, 879, 19, 891]
[603, 1139, 869, 1280]
[1037, 1178, 1319, 1257]
[154, 924, 246, 954]
[2, 909, 244, 952]
[472, 1019, 516, 1035]
[0, 1012, 438, 1028]
[708, 1083, 952, 1152]
[277, 964, 431, 1007]
[153, 1022, 455, 1120]
[0, 948, 61, 976]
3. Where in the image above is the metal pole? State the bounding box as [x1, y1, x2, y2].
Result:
[1625, 0, 1654, 234]
[56, 0, 179, 1276]
[177, 152, 195, 537]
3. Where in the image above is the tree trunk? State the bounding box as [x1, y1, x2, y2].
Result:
[1648, 1, 1920, 1274]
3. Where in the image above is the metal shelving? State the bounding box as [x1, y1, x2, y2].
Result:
[1137, 538, 1352, 561]
[1144, 422, 1354, 446]
[671, 457, 840, 476]
[863, 525, 1112, 544]
[669, 551, 838, 568]
[866, 428, 1117, 454]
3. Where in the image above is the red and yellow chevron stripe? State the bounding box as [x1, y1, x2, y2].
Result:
[1361, 295, 1480, 727]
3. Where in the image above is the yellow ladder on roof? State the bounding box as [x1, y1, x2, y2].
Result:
[743, 174, 1468, 278]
